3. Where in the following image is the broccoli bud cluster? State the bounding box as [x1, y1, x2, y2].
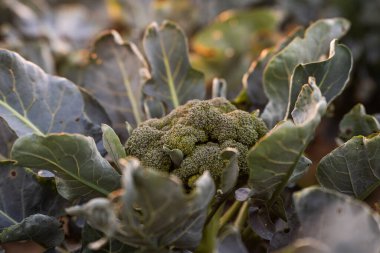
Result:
[125, 98, 267, 185]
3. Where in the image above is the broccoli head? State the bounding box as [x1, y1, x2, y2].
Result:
[125, 98, 267, 186]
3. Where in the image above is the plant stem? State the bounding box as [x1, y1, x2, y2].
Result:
[234, 201, 249, 230]
[219, 201, 241, 228]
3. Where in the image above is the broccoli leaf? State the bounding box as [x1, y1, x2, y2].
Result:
[338, 103, 380, 141]
[0, 214, 64, 249]
[317, 134, 380, 199]
[274, 238, 329, 253]
[248, 81, 326, 204]
[289, 40, 353, 118]
[293, 187, 380, 253]
[0, 119, 16, 159]
[0, 161, 65, 230]
[143, 21, 205, 109]
[0, 49, 99, 137]
[261, 18, 350, 127]
[119, 158, 215, 249]
[217, 226, 248, 253]
[67, 158, 215, 250]
[81, 224, 138, 253]
[11, 133, 120, 200]
[79, 31, 146, 140]
[101, 124, 126, 172]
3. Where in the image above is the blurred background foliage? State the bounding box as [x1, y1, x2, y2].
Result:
[0, 0, 379, 185]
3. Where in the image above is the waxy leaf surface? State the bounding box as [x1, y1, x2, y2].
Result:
[79, 31, 146, 140]
[293, 187, 380, 253]
[11, 133, 120, 200]
[317, 134, 380, 199]
[261, 18, 349, 127]
[248, 83, 326, 204]
[0, 50, 97, 137]
[339, 103, 379, 141]
[120, 158, 215, 249]
[143, 21, 205, 110]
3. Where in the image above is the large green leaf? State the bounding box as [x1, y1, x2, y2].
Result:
[120, 158, 215, 249]
[289, 40, 353, 117]
[248, 82, 326, 204]
[261, 18, 350, 127]
[79, 31, 146, 140]
[0, 49, 98, 137]
[0, 161, 65, 230]
[0, 119, 16, 159]
[293, 187, 380, 253]
[338, 103, 380, 141]
[68, 158, 215, 250]
[317, 134, 380, 199]
[11, 133, 120, 200]
[143, 21, 205, 110]
[0, 214, 64, 249]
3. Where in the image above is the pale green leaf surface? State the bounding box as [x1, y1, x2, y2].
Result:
[11, 133, 120, 200]
[101, 124, 126, 171]
[339, 103, 380, 141]
[79, 31, 146, 140]
[0, 49, 96, 137]
[248, 83, 326, 204]
[143, 21, 205, 109]
[317, 134, 380, 199]
[120, 158, 215, 249]
[289, 40, 353, 116]
[262, 18, 349, 127]
[293, 187, 380, 253]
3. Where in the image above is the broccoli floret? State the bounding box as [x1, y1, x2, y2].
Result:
[125, 98, 268, 185]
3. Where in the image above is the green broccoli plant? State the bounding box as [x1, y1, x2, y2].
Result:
[125, 98, 267, 186]
[1, 9, 380, 253]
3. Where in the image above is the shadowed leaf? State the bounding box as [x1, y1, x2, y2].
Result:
[79, 31, 146, 140]
[0, 49, 99, 137]
[0, 214, 64, 249]
[0, 161, 65, 230]
[143, 21, 205, 110]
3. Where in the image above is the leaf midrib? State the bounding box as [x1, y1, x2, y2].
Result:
[15, 151, 109, 197]
[0, 100, 44, 136]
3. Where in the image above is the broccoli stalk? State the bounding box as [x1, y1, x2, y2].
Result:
[125, 98, 267, 186]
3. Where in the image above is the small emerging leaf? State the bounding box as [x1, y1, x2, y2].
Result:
[339, 103, 380, 141]
[102, 124, 126, 171]
[220, 147, 239, 194]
